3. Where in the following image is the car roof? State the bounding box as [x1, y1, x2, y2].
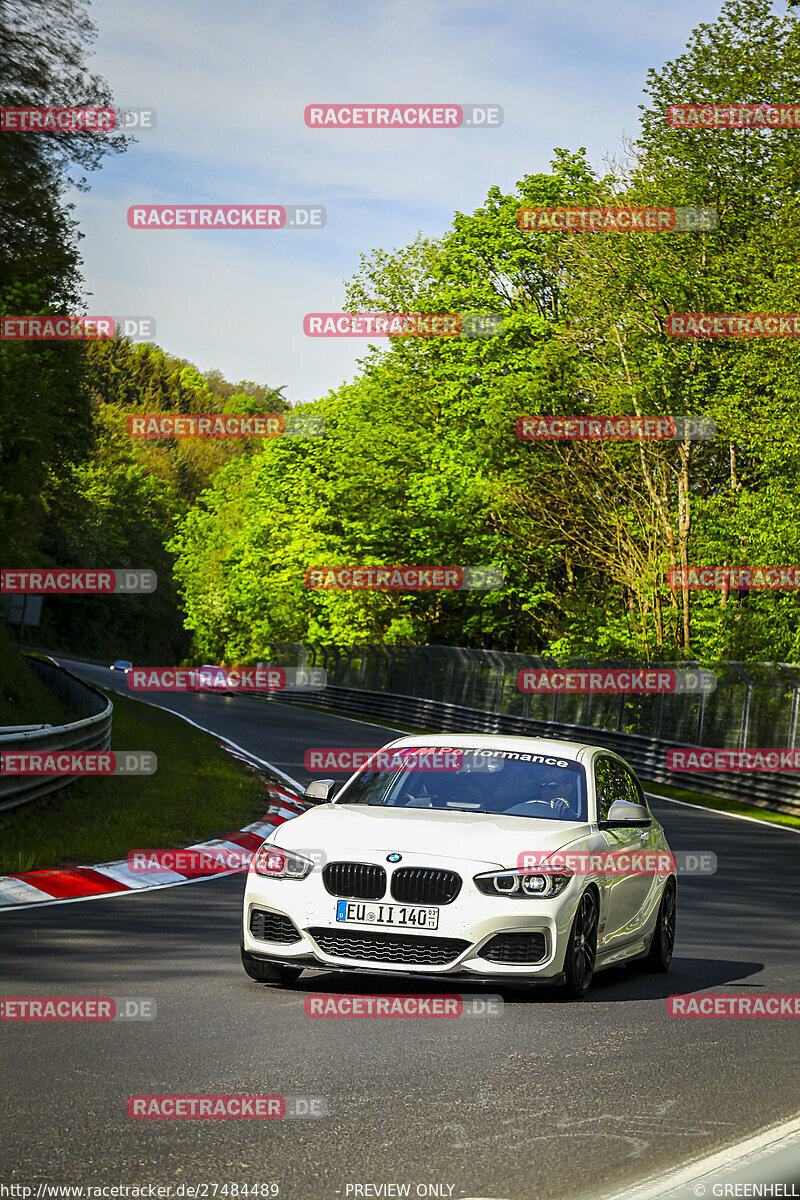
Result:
[383, 732, 603, 764]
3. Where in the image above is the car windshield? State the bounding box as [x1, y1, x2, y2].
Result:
[335, 747, 587, 821]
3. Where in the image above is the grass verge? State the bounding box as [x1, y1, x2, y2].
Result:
[0, 688, 275, 874]
[0, 627, 74, 727]
[640, 777, 800, 829]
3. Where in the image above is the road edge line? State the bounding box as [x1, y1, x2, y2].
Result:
[597, 1111, 800, 1200]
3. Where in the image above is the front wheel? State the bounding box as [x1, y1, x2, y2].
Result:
[562, 889, 598, 998]
[643, 878, 676, 972]
[241, 946, 303, 986]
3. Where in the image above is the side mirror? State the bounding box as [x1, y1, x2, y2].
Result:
[599, 799, 651, 829]
[303, 778, 337, 804]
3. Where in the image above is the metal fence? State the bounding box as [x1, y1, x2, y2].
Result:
[266, 644, 800, 747]
[262, 643, 800, 816]
[0, 656, 113, 813]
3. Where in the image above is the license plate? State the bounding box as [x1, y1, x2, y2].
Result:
[335, 900, 439, 930]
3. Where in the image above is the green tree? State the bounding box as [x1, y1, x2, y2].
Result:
[0, 0, 128, 563]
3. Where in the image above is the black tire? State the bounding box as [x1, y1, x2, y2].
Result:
[241, 946, 303, 986]
[643, 877, 676, 972]
[563, 889, 599, 998]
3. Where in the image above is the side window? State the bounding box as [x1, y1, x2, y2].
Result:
[594, 756, 630, 821]
[620, 764, 649, 811]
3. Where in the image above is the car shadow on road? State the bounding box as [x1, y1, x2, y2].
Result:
[267, 954, 764, 1004]
[563, 954, 765, 1002]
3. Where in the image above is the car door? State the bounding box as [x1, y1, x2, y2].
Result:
[594, 755, 652, 946]
[620, 763, 663, 930]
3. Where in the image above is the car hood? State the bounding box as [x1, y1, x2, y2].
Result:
[269, 803, 594, 869]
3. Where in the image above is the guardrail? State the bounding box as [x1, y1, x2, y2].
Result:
[260, 644, 800, 818]
[0, 657, 113, 813]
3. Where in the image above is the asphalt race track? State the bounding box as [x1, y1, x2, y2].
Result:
[2, 660, 800, 1199]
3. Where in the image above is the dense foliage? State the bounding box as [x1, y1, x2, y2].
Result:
[171, 0, 800, 663]
[4, 0, 800, 665]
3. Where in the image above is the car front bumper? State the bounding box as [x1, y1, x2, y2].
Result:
[242, 860, 580, 980]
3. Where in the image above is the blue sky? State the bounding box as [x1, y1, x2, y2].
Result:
[75, 0, 730, 404]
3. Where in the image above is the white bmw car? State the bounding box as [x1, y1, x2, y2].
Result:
[241, 735, 676, 998]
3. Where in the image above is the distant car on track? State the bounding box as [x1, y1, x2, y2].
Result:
[196, 664, 233, 694]
[241, 734, 676, 998]
[109, 659, 132, 673]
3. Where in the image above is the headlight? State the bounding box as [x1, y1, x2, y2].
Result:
[474, 869, 572, 898]
[252, 845, 314, 879]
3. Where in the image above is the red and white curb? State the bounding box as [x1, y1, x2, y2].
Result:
[0, 740, 307, 911]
